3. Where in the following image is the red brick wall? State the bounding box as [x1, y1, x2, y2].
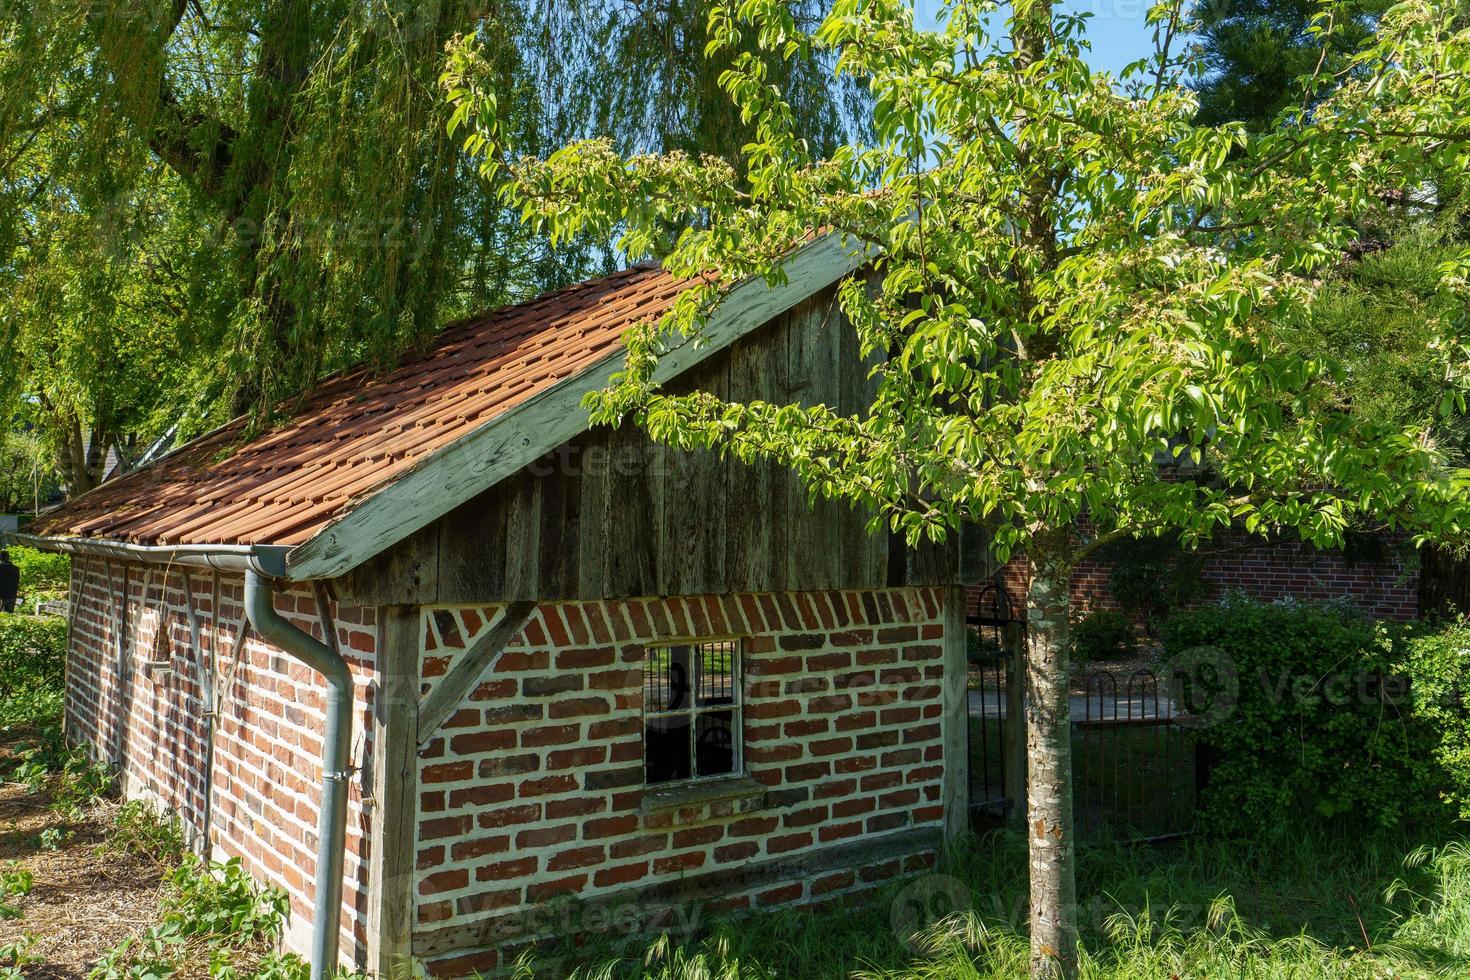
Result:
[412, 589, 950, 976]
[65, 558, 380, 966]
[985, 536, 1419, 622]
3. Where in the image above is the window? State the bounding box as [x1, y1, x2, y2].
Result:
[643, 640, 741, 785]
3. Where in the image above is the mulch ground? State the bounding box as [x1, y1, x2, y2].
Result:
[0, 721, 170, 979]
[0, 782, 169, 978]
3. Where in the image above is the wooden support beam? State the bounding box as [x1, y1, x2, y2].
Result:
[367, 605, 421, 978]
[416, 601, 537, 747]
[941, 586, 971, 840]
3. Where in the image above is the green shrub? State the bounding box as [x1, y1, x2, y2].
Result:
[0, 614, 65, 729]
[8, 546, 70, 593]
[89, 855, 317, 980]
[1401, 619, 1470, 820]
[1071, 610, 1138, 663]
[1098, 534, 1211, 632]
[1162, 597, 1469, 835]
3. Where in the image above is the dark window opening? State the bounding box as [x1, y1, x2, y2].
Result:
[643, 640, 741, 785]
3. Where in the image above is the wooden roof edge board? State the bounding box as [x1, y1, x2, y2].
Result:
[283, 232, 872, 582]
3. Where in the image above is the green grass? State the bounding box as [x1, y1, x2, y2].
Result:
[514, 826, 1470, 979]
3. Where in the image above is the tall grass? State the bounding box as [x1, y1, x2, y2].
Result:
[515, 827, 1470, 979]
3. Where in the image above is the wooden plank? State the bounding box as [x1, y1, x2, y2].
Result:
[941, 586, 971, 840]
[534, 447, 578, 598]
[575, 430, 611, 598]
[603, 421, 658, 599]
[500, 473, 543, 601]
[367, 605, 420, 977]
[785, 297, 846, 591]
[835, 292, 886, 589]
[725, 316, 789, 593]
[333, 523, 440, 607]
[285, 233, 872, 582]
[660, 358, 729, 597]
[434, 489, 510, 607]
[417, 601, 537, 745]
[959, 523, 994, 586]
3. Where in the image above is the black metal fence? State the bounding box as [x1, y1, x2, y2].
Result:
[966, 585, 1198, 842]
[1072, 668, 1197, 840]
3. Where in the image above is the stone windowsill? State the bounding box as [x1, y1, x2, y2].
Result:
[639, 774, 766, 817]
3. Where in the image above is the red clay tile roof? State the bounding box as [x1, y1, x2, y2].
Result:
[31, 265, 686, 548]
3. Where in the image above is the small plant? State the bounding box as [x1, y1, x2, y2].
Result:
[0, 933, 43, 979]
[47, 746, 115, 820]
[37, 826, 69, 851]
[89, 855, 304, 979]
[0, 864, 33, 920]
[163, 856, 289, 946]
[1070, 610, 1137, 663]
[108, 800, 186, 863]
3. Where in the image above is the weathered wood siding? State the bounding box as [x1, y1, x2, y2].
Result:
[336, 288, 988, 606]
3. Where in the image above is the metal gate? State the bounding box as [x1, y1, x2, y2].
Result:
[966, 583, 1198, 840]
[1072, 668, 1197, 840]
[967, 582, 1025, 824]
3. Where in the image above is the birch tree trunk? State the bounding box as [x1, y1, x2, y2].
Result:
[1025, 547, 1078, 979]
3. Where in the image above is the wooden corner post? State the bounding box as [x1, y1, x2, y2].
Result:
[941, 586, 971, 840]
[368, 605, 420, 978]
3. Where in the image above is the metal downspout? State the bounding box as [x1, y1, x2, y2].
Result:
[243, 570, 352, 980]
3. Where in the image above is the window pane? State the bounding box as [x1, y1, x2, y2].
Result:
[645, 645, 692, 713]
[695, 710, 736, 777]
[696, 641, 736, 706]
[645, 716, 691, 784]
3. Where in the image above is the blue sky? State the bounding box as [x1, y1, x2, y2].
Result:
[914, 1, 1165, 77]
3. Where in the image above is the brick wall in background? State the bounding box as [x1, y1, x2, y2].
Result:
[982, 535, 1419, 622]
[411, 589, 951, 977]
[65, 558, 381, 966]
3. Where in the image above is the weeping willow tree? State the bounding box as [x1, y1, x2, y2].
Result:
[0, 0, 865, 490]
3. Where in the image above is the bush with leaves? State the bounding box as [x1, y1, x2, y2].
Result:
[1163, 598, 1470, 835]
[1097, 535, 1211, 633]
[8, 547, 69, 593]
[1070, 611, 1139, 664]
[0, 613, 65, 729]
[1401, 618, 1470, 820]
[107, 800, 187, 864]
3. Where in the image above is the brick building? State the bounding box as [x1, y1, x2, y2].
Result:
[992, 532, 1419, 625]
[14, 236, 984, 977]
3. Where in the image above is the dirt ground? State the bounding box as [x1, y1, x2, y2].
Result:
[0, 778, 169, 979]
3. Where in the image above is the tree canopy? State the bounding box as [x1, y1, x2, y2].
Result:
[0, 0, 864, 495]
